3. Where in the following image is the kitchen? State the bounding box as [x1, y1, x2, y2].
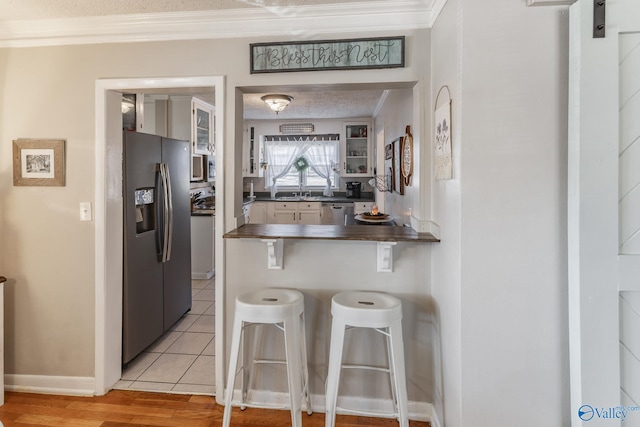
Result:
[134, 87, 410, 277]
[119, 85, 427, 397]
[240, 90, 419, 229]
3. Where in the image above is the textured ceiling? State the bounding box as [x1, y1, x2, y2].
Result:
[243, 88, 387, 120]
[0, 0, 381, 21]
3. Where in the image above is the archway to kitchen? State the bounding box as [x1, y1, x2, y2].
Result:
[94, 76, 226, 401]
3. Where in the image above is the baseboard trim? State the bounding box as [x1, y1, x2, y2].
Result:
[191, 270, 215, 280]
[5, 376, 441, 427]
[5, 374, 95, 396]
[232, 389, 441, 426]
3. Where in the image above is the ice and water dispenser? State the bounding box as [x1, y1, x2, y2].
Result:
[134, 188, 156, 234]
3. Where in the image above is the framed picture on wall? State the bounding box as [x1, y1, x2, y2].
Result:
[385, 142, 394, 192]
[12, 139, 66, 186]
[392, 136, 404, 195]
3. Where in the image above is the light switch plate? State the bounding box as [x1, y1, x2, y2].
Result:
[80, 202, 92, 221]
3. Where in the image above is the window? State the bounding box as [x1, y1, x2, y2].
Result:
[263, 134, 339, 190]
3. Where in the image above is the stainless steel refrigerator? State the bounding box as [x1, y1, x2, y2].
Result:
[122, 131, 192, 365]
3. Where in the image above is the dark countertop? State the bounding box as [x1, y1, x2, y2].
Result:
[243, 193, 374, 205]
[191, 209, 215, 216]
[223, 223, 439, 243]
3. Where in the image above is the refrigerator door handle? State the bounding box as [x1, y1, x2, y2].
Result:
[164, 163, 174, 262]
[159, 163, 172, 263]
[155, 164, 163, 259]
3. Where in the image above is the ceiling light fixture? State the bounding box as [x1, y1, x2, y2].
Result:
[261, 94, 293, 114]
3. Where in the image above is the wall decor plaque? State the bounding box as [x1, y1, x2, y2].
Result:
[250, 36, 405, 74]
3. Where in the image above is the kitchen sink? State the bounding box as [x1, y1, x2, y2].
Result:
[277, 196, 323, 201]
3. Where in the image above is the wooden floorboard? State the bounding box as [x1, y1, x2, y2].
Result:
[0, 390, 431, 427]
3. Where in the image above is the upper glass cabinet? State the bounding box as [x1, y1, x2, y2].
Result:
[193, 99, 214, 155]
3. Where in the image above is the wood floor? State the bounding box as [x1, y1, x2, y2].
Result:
[0, 390, 432, 427]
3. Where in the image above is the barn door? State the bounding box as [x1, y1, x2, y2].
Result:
[569, 1, 640, 425]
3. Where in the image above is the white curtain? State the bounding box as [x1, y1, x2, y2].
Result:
[264, 134, 339, 197]
[305, 137, 339, 197]
[264, 138, 307, 197]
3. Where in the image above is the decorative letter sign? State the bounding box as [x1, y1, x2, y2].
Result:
[250, 36, 405, 74]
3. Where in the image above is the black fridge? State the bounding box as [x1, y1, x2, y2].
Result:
[122, 131, 192, 364]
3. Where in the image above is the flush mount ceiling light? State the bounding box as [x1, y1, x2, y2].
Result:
[261, 94, 293, 114]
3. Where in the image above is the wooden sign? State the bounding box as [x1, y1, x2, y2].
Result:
[250, 36, 405, 74]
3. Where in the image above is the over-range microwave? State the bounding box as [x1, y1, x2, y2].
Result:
[191, 154, 203, 181]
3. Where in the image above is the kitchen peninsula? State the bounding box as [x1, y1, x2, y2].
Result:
[224, 223, 439, 243]
[224, 216, 439, 272]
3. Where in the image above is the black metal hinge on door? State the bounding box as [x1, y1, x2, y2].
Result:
[593, 0, 606, 38]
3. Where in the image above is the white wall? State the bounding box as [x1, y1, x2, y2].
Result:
[431, 1, 571, 425]
[376, 88, 417, 225]
[430, 0, 462, 424]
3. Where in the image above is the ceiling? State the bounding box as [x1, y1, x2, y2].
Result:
[245, 89, 386, 121]
[0, 1, 431, 120]
[241, 82, 416, 120]
[0, 0, 384, 21]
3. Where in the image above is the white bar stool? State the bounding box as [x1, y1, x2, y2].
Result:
[223, 288, 311, 427]
[325, 291, 408, 427]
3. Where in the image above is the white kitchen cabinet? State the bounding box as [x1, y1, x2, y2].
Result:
[245, 201, 268, 224]
[298, 201, 322, 224]
[270, 201, 298, 224]
[191, 215, 215, 279]
[193, 98, 215, 155]
[169, 96, 215, 157]
[341, 121, 373, 177]
[268, 201, 321, 224]
[243, 125, 263, 177]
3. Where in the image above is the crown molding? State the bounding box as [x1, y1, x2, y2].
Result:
[526, 0, 575, 5]
[0, 0, 446, 48]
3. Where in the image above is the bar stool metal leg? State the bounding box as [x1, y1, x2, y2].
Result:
[284, 316, 303, 427]
[324, 316, 346, 427]
[389, 319, 409, 427]
[299, 311, 312, 415]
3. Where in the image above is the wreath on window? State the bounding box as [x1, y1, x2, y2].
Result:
[293, 156, 309, 172]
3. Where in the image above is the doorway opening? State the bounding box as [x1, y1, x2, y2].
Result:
[94, 76, 225, 402]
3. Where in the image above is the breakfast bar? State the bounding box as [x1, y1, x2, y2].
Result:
[223, 223, 439, 242]
[224, 223, 439, 272]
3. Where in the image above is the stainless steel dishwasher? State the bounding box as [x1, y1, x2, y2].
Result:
[321, 202, 354, 225]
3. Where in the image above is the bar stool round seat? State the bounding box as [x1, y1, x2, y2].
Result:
[223, 288, 311, 427]
[325, 291, 409, 427]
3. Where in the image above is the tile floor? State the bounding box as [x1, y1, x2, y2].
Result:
[114, 278, 216, 395]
